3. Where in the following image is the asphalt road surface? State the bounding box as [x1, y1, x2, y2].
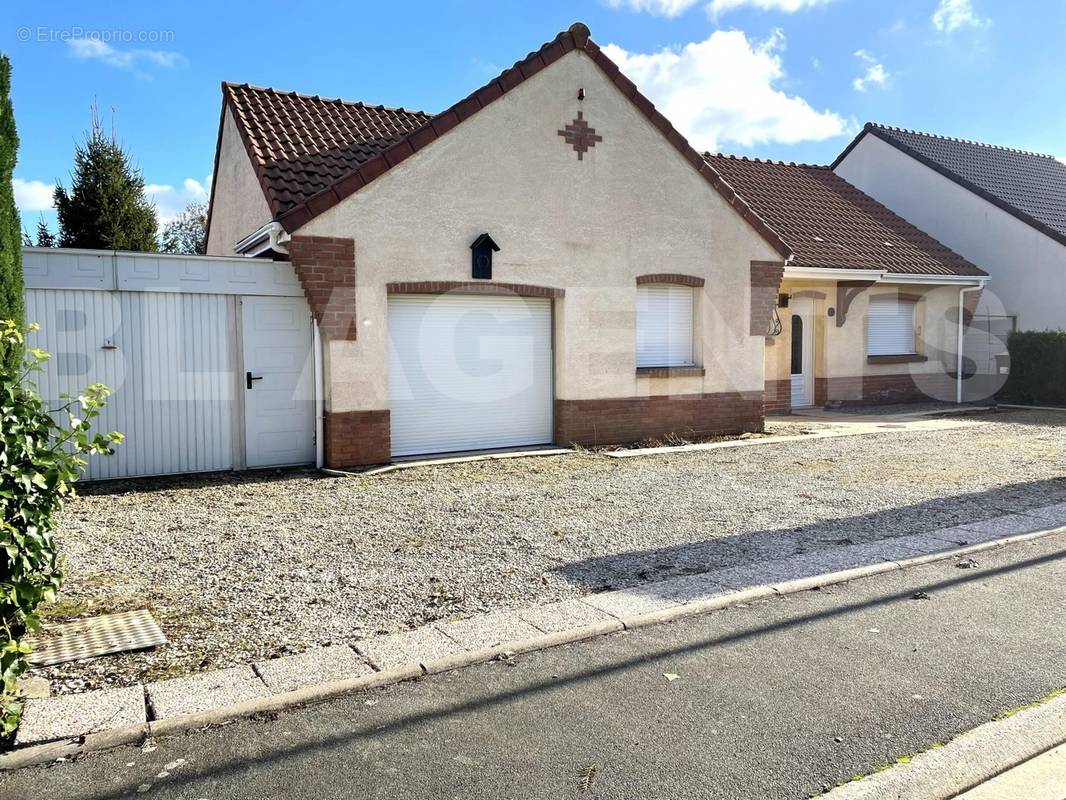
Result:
[4, 532, 1065, 800]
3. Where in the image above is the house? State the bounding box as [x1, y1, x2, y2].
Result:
[205, 22, 796, 467]
[833, 123, 1066, 338]
[704, 155, 988, 413]
[201, 23, 989, 468]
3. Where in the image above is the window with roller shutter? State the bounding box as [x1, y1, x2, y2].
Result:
[867, 297, 917, 356]
[636, 285, 695, 368]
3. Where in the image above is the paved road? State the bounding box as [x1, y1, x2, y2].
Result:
[4, 533, 1066, 800]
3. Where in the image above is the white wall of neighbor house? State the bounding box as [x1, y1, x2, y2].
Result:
[206, 106, 272, 257]
[295, 49, 781, 414]
[834, 134, 1066, 332]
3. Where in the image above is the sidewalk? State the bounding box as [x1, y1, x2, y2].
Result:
[958, 743, 1066, 800]
[7, 502, 1064, 764]
[1, 526, 1064, 799]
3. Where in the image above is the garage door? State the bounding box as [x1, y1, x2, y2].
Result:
[25, 288, 235, 480]
[388, 294, 553, 457]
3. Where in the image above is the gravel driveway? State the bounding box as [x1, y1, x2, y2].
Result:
[33, 408, 1066, 693]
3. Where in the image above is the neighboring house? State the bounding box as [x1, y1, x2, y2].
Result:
[200, 23, 989, 468]
[705, 156, 988, 413]
[833, 123, 1066, 338]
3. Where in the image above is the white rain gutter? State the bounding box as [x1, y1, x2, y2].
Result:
[312, 319, 325, 469]
[234, 221, 291, 256]
[881, 273, 989, 285]
[783, 266, 988, 286]
[783, 266, 883, 281]
[957, 283, 985, 404]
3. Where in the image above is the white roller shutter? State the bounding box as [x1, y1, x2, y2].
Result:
[867, 297, 916, 356]
[388, 294, 553, 457]
[636, 284, 694, 367]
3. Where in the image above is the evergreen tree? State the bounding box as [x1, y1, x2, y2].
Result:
[160, 200, 207, 255]
[34, 216, 57, 247]
[0, 54, 24, 374]
[53, 108, 158, 252]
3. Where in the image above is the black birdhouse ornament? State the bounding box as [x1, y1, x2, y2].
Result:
[470, 233, 500, 280]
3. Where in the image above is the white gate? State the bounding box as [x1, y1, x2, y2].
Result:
[21, 248, 315, 479]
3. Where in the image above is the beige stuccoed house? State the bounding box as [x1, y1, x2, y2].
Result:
[205, 22, 988, 468]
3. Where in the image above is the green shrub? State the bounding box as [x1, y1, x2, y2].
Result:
[0, 56, 25, 374]
[998, 330, 1066, 407]
[0, 320, 122, 734]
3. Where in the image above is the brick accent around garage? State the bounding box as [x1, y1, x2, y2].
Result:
[386, 281, 563, 298]
[288, 236, 357, 341]
[764, 379, 791, 415]
[554, 391, 764, 447]
[325, 410, 390, 467]
[750, 260, 786, 336]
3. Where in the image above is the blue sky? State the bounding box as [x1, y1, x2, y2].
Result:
[5, 0, 1064, 236]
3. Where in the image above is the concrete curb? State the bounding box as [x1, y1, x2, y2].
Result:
[605, 417, 981, 458]
[997, 403, 1066, 413]
[820, 692, 1066, 799]
[2, 523, 1063, 772]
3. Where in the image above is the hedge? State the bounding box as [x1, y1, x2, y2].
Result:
[997, 330, 1066, 407]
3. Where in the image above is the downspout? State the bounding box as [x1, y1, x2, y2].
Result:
[956, 284, 983, 404]
[312, 319, 325, 469]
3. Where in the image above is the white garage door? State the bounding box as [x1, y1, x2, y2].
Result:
[388, 294, 553, 457]
[25, 288, 235, 480]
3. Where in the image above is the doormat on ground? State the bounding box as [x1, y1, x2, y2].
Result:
[28, 609, 167, 667]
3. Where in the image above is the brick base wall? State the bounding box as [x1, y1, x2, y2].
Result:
[825, 373, 955, 406]
[764, 379, 791, 415]
[325, 410, 390, 467]
[554, 391, 764, 447]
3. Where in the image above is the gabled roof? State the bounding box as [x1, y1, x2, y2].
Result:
[213, 23, 790, 257]
[706, 154, 987, 277]
[834, 122, 1066, 247]
[221, 84, 432, 220]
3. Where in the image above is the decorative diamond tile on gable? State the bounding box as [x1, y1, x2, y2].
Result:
[558, 111, 602, 160]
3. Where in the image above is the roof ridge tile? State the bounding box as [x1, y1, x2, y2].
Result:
[867, 121, 1058, 160]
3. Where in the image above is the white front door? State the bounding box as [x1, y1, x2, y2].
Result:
[388, 294, 553, 457]
[790, 297, 815, 408]
[241, 295, 315, 468]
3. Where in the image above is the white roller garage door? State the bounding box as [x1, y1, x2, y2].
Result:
[388, 294, 553, 457]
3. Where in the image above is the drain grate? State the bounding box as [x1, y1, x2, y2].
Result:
[28, 609, 167, 666]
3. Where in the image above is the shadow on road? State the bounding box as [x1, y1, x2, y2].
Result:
[553, 478, 1066, 594]
[65, 545, 1066, 800]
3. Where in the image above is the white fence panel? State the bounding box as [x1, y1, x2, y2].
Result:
[25, 289, 235, 480]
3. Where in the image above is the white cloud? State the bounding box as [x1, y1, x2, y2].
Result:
[932, 0, 989, 32]
[602, 29, 846, 152]
[606, 0, 831, 16]
[708, 0, 834, 15]
[13, 178, 55, 211]
[605, 0, 700, 16]
[852, 49, 890, 92]
[145, 176, 209, 224]
[67, 39, 185, 75]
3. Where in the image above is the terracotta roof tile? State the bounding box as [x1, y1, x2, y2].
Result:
[222, 82, 433, 218]
[705, 154, 986, 277]
[216, 23, 790, 259]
